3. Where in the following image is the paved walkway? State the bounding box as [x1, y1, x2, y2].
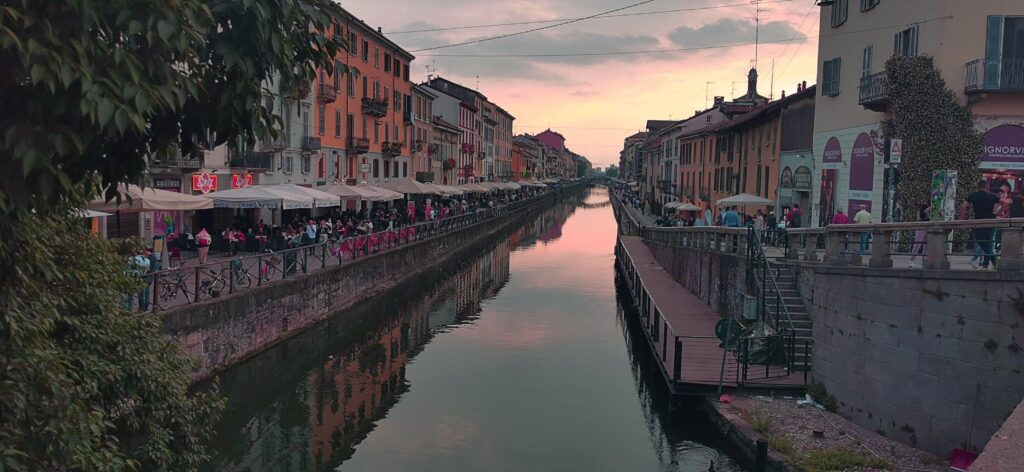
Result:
[620, 236, 804, 391]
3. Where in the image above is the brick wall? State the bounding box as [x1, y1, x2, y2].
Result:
[791, 264, 1024, 454]
[163, 193, 563, 381]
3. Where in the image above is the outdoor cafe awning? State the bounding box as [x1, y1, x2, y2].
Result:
[382, 177, 442, 195]
[203, 186, 312, 209]
[273, 184, 341, 208]
[317, 183, 404, 202]
[456, 183, 491, 193]
[89, 184, 214, 212]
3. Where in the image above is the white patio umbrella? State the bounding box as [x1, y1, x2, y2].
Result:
[500, 182, 522, 190]
[456, 183, 490, 193]
[679, 203, 702, 212]
[90, 184, 214, 211]
[203, 186, 312, 209]
[358, 185, 404, 202]
[434, 184, 465, 196]
[273, 184, 341, 208]
[382, 177, 441, 195]
[316, 183, 371, 200]
[664, 201, 682, 209]
[716, 193, 773, 206]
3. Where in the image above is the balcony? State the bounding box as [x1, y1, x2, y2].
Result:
[965, 59, 1024, 94]
[151, 148, 205, 168]
[349, 137, 369, 155]
[415, 172, 435, 183]
[301, 136, 321, 152]
[259, 134, 288, 152]
[382, 141, 402, 158]
[317, 83, 338, 104]
[228, 150, 273, 170]
[361, 97, 388, 117]
[460, 143, 475, 155]
[281, 82, 310, 100]
[858, 72, 889, 111]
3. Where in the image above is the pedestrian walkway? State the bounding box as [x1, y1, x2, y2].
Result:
[618, 236, 805, 393]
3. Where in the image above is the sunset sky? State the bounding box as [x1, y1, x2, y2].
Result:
[341, 0, 821, 168]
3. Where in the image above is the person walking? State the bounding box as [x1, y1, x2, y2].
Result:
[723, 206, 741, 228]
[909, 204, 933, 268]
[854, 204, 872, 253]
[786, 204, 803, 229]
[831, 208, 849, 225]
[961, 179, 1000, 269]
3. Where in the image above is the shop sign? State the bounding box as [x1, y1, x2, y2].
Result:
[794, 166, 812, 191]
[981, 124, 1024, 169]
[780, 167, 794, 188]
[848, 133, 875, 202]
[822, 137, 843, 169]
[231, 173, 253, 189]
[153, 177, 182, 191]
[192, 172, 218, 194]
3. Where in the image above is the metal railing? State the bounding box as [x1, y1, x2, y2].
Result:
[747, 229, 796, 335]
[302, 136, 321, 152]
[228, 150, 273, 169]
[858, 72, 888, 108]
[965, 59, 1024, 93]
[785, 218, 1024, 271]
[133, 189, 571, 313]
[361, 97, 388, 116]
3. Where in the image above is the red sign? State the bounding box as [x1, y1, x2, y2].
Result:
[231, 173, 253, 189]
[192, 172, 218, 194]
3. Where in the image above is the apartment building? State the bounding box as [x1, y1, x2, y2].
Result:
[410, 84, 437, 181]
[811, 0, 1024, 225]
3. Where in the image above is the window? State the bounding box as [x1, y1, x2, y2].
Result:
[373, 159, 379, 178]
[984, 16, 1024, 87]
[384, 124, 389, 142]
[349, 32, 358, 55]
[394, 161, 399, 178]
[373, 121, 379, 143]
[362, 116, 367, 138]
[860, 0, 879, 12]
[333, 62, 342, 91]
[317, 104, 325, 135]
[830, 0, 848, 28]
[402, 162, 408, 177]
[302, 155, 311, 174]
[283, 155, 293, 173]
[383, 160, 390, 178]
[862, 45, 873, 77]
[894, 25, 919, 57]
[347, 71, 355, 96]
[335, 110, 342, 137]
[362, 40, 369, 61]
[347, 113, 355, 141]
[384, 86, 389, 104]
[362, 77, 367, 97]
[373, 81, 380, 99]
[394, 59, 401, 78]
[384, 53, 392, 72]
[822, 58, 842, 96]
[403, 64, 410, 81]
[374, 47, 379, 67]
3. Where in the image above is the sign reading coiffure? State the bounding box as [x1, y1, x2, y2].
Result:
[982, 124, 1024, 170]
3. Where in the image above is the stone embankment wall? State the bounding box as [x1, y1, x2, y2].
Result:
[643, 241, 748, 323]
[164, 191, 571, 381]
[789, 263, 1024, 454]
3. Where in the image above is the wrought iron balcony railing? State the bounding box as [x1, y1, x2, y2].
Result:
[858, 72, 888, 111]
[965, 59, 1024, 94]
[361, 97, 388, 117]
[302, 136, 321, 152]
[349, 137, 369, 155]
[228, 150, 273, 169]
[317, 83, 338, 103]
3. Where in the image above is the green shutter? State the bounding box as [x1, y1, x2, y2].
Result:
[832, 58, 842, 96]
[822, 60, 833, 95]
[985, 16, 1004, 89]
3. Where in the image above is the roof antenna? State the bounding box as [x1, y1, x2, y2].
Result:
[751, 0, 766, 69]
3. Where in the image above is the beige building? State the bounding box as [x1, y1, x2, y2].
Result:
[811, 0, 1024, 226]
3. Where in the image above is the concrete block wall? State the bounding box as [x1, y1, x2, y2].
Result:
[163, 193, 564, 381]
[791, 264, 1024, 454]
[645, 242, 748, 321]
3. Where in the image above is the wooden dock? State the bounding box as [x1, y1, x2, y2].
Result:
[616, 236, 806, 395]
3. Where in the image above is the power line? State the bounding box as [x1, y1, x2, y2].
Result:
[390, 0, 796, 35]
[409, 0, 658, 52]
[417, 15, 952, 58]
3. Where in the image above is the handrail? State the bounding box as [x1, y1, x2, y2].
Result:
[747, 228, 796, 335]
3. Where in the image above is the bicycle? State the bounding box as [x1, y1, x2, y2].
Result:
[157, 269, 194, 304]
[259, 250, 284, 283]
[196, 258, 255, 298]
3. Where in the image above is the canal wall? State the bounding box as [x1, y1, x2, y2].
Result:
[644, 240, 749, 323]
[164, 188, 582, 381]
[785, 262, 1024, 454]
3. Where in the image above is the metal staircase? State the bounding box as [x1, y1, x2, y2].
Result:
[747, 230, 813, 372]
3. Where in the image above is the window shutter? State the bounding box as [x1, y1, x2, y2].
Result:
[910, 25, 919, 57]
[985, 16, 1004, 89]
[832, 58, 842, 96]
[822, 60, 833, 95]
[894, 30, 902, 56]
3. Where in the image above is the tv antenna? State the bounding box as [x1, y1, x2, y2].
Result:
[751, 0, 767, 69]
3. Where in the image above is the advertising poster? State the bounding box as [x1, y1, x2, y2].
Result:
[930, 170, 958, 222]
[847, 133, 876, 216]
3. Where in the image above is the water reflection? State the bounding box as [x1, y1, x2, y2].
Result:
[202, 188, 743, 472]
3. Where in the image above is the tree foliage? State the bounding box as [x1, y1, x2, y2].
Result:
[0, 0, 352, 468]
[882, 55, 983, 216]
[0, 0, 350, 212]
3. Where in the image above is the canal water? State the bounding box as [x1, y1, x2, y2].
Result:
[203, 188, 745, 472]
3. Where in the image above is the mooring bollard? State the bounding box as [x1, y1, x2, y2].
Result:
[754, 439, 768, 472]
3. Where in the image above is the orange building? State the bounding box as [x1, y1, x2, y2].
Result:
[511, 145, 524, 181]
[314, 11, 415, 185]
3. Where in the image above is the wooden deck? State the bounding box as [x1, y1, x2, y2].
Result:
[617, 236, 805, 394]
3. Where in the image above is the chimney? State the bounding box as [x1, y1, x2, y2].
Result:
[713, 96, 725, 106]
[781, 90, 787, 99]
[747, 68, 758, 97]
[801, 80, 807, 91]
[377, 27, 382, 33]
